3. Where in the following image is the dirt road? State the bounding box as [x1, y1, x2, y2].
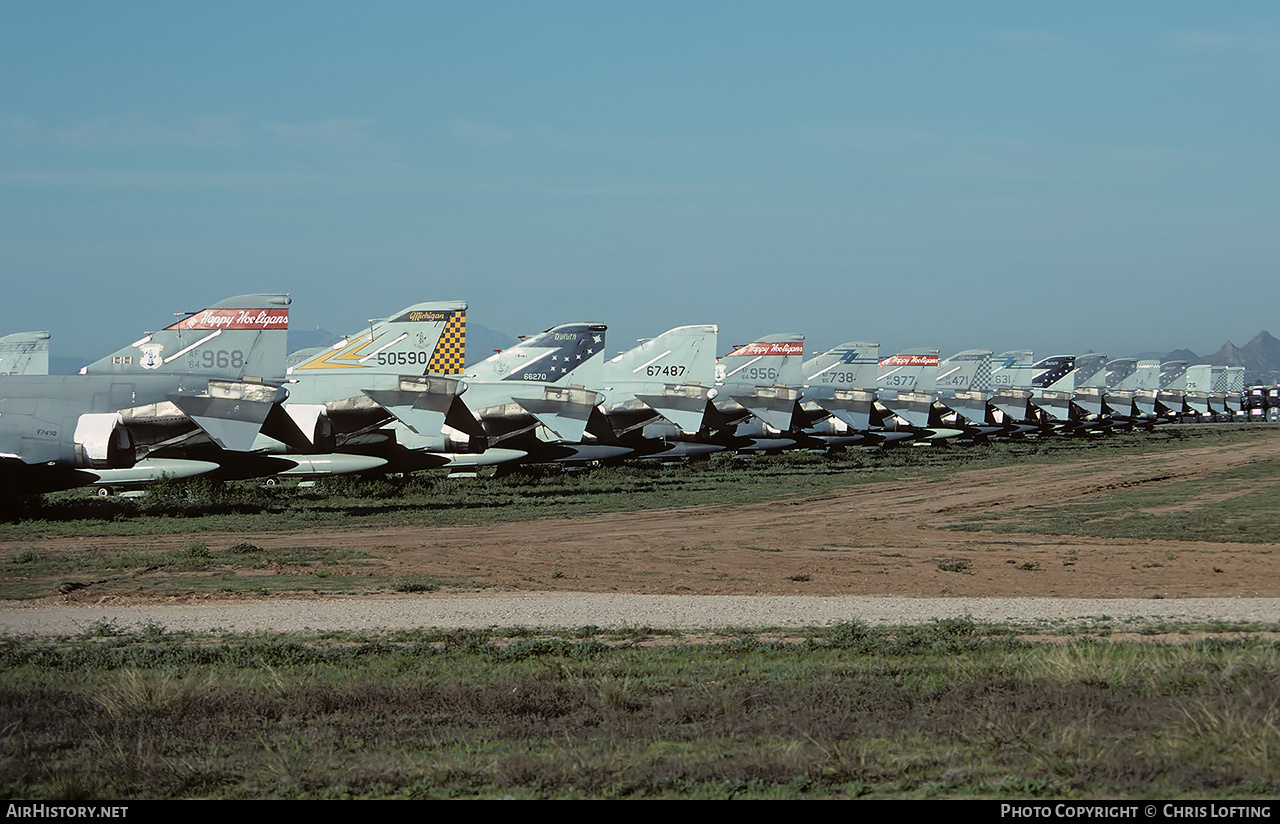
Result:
[6, 435, 1279, 602]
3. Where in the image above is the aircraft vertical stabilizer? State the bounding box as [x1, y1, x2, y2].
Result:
[276, 301, 468, 449]
[455, 323, 609, 444]
[605, 324, 719, 435]
[1, 294, 290, 496]
[800, 342, 880, 435]
[0, 332, 50, 376]
[715, 333, 805, 432]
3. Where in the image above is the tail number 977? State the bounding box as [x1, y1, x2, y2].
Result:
[376, 351, 430, 366]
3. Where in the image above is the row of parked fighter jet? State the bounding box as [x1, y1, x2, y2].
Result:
[0, 293, 1253, 498]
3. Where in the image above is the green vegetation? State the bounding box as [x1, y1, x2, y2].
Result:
[0, 539, 379, 600]
[3, 426, 1277, 600]
[2, 620, 1278, 799]
[4, 427, 1279, 799]
[2, 426, 1272, 541]
[946, 451, 1280, 544]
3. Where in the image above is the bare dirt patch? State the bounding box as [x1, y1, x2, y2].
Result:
[7, 436, 1280, 603]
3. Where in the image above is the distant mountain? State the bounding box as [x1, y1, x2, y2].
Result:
[464, 322, 517, 366]
[1129, 332, 1280, 386]
[50, 355, 89, 375]
[1164, 348, 1201, 364]
[1188, 331, 1280, 385]
[287, 327, 344, 354]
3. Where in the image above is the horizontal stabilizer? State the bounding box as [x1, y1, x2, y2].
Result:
[876, 390, 934, 429]
[807, 388, 875, 432]
[167, 381, 287, 452]
[634, 384, 715, 433]
[729, 385, 803, 431]
[991, 389, 1032, 423]
[512, 386, 604, 442]
[946, 390, 990, 427]
[363, 376, 466, 436]
[1034, 390, 1073, 422]
[1075, 388, 1105, 419]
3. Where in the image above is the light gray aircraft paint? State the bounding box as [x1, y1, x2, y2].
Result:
[714, 333, 806, 434]
[600, 324, 719, 436]
[800, 341, 880, 434]
[0, 294, 289, 496]
[926, 349, 995, 431]
[1067, 353, 1110, 421]
[0, 332, 50, 376]
[873, 348, 944, 431]
[395, 322, 610, 449]
[276, 300, 528, 473]
[277, 300, 469, 458]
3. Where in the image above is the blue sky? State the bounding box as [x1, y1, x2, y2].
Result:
[2, 1, 1277, 364]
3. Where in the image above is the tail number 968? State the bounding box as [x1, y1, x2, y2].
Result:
[190, 349, 245, 369]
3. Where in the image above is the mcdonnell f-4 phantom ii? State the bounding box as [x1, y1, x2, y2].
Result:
[263, 300, 523, 476]
[373, 321, 614, 467]
[586, 324, 724, 460]
[703, 333, 809, 452]
[798, 341, 898, 447]
[0, 294, 291, 498]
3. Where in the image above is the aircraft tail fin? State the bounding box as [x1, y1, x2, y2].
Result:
[875, 348, 939, 392]
[1073, 354, 1109, 389]
[717, 333, 805, 431]
[167, 381, 289, 452]
[991, 351, 1036, 391]
[456, 323, 608, 442]
[803, 341, 879, 388]
[465, 323, 607, 388]
[287, 300, 467, 376]
[0, 331, 50, 376]
[604, 325, 717, 433]
[603, 324, 717, 386]
[1160, 361, 1190, 390]
[717, 333, 805, 388]
[925, 349, 992, 395]
[82, 294, 291, 384]
[1134, 360, 1162, 391]
[1031, 356, 1076, 394]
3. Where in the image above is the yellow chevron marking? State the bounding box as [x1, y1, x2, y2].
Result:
[294, 332, 377, 370]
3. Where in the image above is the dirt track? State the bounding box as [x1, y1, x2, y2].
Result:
[7, 434, 1280, 602]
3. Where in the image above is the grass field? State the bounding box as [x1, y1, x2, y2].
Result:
[3, 619, 1279, 800]
[2, 425, 1272, 540]
[4, 425, 1280, 799]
